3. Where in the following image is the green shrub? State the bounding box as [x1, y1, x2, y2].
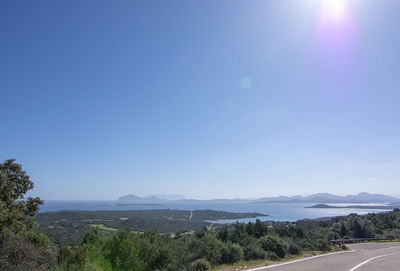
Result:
[189, 258, 211, 271]
[297, 239, 314, 250]
[243, 243, 266, 261]
[260, 236, 287, 258]
[103, 229, 144, 271]
[58, 245, 87, 270]
[316, 239, 331, 251]
[221, 243, 243, 264]
[0, 232, 58, 271]
[267, 252, 279, 261]
[53, 207, 400, 270]
[288, 244, 301, 255]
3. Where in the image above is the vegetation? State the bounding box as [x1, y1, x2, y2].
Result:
[55, 209, 400, 271]
[0, 159, 58, 270]
[36, 209, 264, 246]
[1, 159, 400, 271]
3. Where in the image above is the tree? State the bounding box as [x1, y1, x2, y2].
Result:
[218, 226, 229, 242]
[0, 159, 43, 233]
[254, 219, 268, 238]
[340, 222, 348, 237]
[104, 228, 144, 271]
[0, 159, 57, 270]
[82, 226, 102, 245]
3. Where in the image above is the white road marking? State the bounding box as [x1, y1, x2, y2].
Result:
[348, 253, 399, 271]
[245, 250, 353, 271]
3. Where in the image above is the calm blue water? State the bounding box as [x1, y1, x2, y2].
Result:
[40, 200, 390, 222]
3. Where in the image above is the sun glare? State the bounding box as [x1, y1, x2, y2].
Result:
[321, 0, 349, 23]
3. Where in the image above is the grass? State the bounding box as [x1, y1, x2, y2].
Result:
[90, 224, 118, 232]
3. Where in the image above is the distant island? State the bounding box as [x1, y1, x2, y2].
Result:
[118, 192, 400, 204]
[307, 203, 400, 210]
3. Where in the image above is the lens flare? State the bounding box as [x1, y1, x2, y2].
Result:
[316, 0, 355, 53]
[320, 0, 349, 23]
[314, 0, 358, 85]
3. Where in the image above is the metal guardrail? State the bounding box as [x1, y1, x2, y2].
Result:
[330, 237, 395, 244]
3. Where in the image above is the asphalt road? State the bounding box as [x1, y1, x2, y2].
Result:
[247, 242, 400, 271]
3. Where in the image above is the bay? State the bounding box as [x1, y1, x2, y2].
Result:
[40, 200, 391, 223]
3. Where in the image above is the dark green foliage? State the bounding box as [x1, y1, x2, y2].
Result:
[229, 222, 246, 244]
[259, 236, 287, 258]
[340, 222, 349, 237]
[36, 210, 262, 246]
[104, 228, 144, 271]
[58, 246, 87, 270]
[82, 227, 102, 245]
[315, 239, 331, 251]
[0, 159, 43, 233]
[139, 230, 175, 271]
[218, 226, 229, 242]
[0, 159, 57, 271]
[222, 242, 243, 264]
[288, 244, 301, 255]
[245, 219, 269, 239]
[267, 251, 279, 261]
[243, 242, 266, 260]
[33, 209, 400, 270]
[352, 218, 372, 238]
[188, 258, 211, 271]
[172, 230, 244, 268]
[0, 232, 57, 271]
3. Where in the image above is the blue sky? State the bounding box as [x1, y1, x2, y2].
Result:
[1, 0, 399, 200]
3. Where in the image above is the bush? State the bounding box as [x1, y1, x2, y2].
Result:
[243, 243, 266, 261]
[222, 243, 243, 264]
[288, 244, 301, 255]
[52, 208, 400, 271]
[189, 258, 211, 271]
[316, 239, 331, 251]
[205, 237, 226, 265]
[267, 252, 279, 261]
[0, 232, 57, 271]
[260, 236, 287, 258]
[103, 229, 144, 271]
[138, 231, 174, 270]
[298, 239, 315, 250]
[58, 246, 86, 270]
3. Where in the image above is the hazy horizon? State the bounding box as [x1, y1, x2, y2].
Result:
[39, 191, 400, 202]
[2, 0, 400, 200]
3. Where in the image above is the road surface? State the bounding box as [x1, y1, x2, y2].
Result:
[247, 242, 400, 271]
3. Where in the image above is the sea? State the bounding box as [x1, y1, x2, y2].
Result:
[39, 200, 392, 223]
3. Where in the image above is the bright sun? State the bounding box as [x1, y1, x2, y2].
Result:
[321, 0, 349, 22]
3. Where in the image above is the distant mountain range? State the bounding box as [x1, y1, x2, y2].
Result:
[118, 192, 399, 204]
[118, 194, 185, 202]
[254, 192, 399, 204]
[144, 194, 185, 201]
